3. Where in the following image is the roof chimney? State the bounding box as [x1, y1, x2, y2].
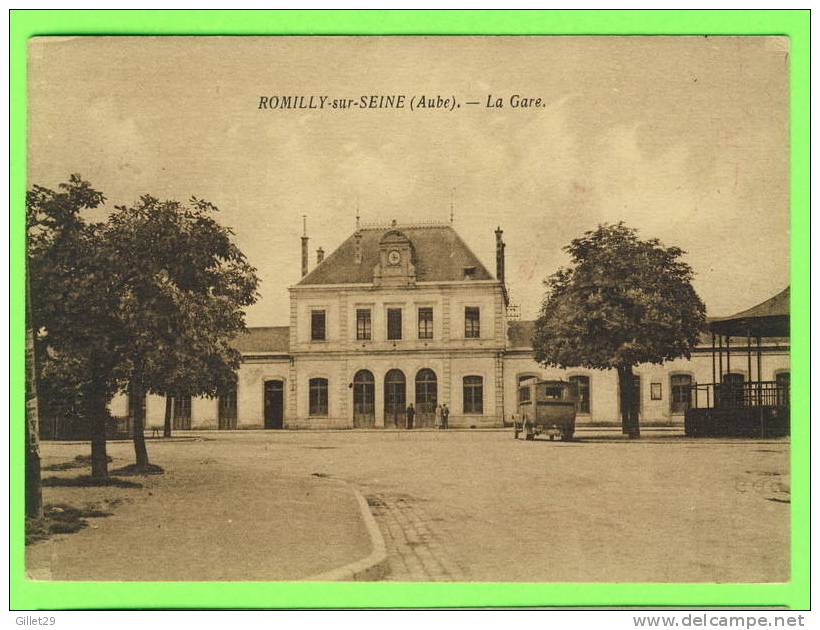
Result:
[301, 216, 309, 277]
[354, 231, 363, 264]
[495, 226, 505, 286]
[316, 247, 324, 264]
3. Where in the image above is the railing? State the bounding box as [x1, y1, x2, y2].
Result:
[685, 381, 789, 410]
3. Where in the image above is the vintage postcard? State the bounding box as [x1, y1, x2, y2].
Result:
[24, 35, 790, 588]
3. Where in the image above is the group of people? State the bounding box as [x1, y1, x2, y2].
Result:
[402, 403, 449, 430]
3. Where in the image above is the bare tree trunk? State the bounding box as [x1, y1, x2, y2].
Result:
[25, 262, 43, 518]
[89, 393, 109, 478]
[25, 324, 43, 517]
[163, 394, 173, 438]
[617, 365, 640, 439]
[129, 378, 150, 468]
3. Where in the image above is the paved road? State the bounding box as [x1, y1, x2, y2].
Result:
[30, 429, 790, 582]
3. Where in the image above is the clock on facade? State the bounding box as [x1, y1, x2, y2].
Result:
[387, 249, 401, 265]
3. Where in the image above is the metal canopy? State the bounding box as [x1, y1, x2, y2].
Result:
[708, 287, 790, 338]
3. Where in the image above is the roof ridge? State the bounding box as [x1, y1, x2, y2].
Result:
[358, 221, 452, 231]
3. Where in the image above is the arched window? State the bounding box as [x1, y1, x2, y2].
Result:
[670, 374, 693, 414]
[463, 376, 484, 414]
[518, 373, 539, 385]
[309, 378, 328, 417]
[568, 375, 591, 414]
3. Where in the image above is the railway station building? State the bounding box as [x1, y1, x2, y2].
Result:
[109, 222, 789, 431]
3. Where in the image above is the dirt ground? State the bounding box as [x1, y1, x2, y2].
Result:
[27, 428, 790, 582]
[26, 437, 372, 581]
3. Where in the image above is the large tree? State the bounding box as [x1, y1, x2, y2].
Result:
[532, 223, 706, 438]
[27, 176, 122, 477]
[27, 177, 258, 475]
[103, 195, 257, 467]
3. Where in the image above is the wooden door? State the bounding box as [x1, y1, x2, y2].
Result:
[353, 370, 375, 428]
[264, 380, 284, 429]
[218, 387, 237, 430]
[384, 369, 406, 428]
[415, 369, 437, 427]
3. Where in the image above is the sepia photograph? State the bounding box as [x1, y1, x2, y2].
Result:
[23, 34, 792, 590]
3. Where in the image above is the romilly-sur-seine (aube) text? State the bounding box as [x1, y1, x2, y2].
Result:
[257, 94, 546, 111]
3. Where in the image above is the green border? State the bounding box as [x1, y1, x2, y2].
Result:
[9, 9, 810, 610]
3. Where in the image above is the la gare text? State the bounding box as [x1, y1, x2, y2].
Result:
[257, 94, 546, 111]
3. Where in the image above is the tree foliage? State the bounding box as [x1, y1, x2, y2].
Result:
[27, 175, 259, 472]
[532, 223, 706, 436]
[27, 176, 119, 476]
[105, 194, 257, 399]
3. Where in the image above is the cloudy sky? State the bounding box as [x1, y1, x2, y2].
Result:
[28, 36, 789, 326]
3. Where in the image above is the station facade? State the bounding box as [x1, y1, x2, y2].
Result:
[110, 222, 790, 430]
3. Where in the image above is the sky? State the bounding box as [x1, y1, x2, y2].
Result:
[28, 36, 790, 327]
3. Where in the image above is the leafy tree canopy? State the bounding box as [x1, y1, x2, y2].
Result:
[27, 176, 124, 409]
[27, 175, 259, 427]
[533, 222, 706, 371]
[105, 194, 258, 398]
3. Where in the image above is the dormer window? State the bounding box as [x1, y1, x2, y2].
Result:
[463, 266, 476, 279]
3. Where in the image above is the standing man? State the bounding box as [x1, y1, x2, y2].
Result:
[442, 403, 450, 430]
[405, 403, 415, 430]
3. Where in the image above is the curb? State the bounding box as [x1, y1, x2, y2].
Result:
[304, 482, 388, 582]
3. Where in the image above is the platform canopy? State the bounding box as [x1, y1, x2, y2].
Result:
[708, 287, 790, 338]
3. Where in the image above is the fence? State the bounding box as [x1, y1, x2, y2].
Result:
[685, 381, 789, 410]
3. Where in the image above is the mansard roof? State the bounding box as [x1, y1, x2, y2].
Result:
[297, 224, 494, 285]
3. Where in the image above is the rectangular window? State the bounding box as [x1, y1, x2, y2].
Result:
[311, 309, 326, 341]
[465, 307, 480, 338]
[309, 378, 328, 416]
[387, 308, 402, 340]
[670, 374, 693, 413]
[356, 309, 372, 341]
[418, 307, 433, 339]
[463, 376, 484, 414]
